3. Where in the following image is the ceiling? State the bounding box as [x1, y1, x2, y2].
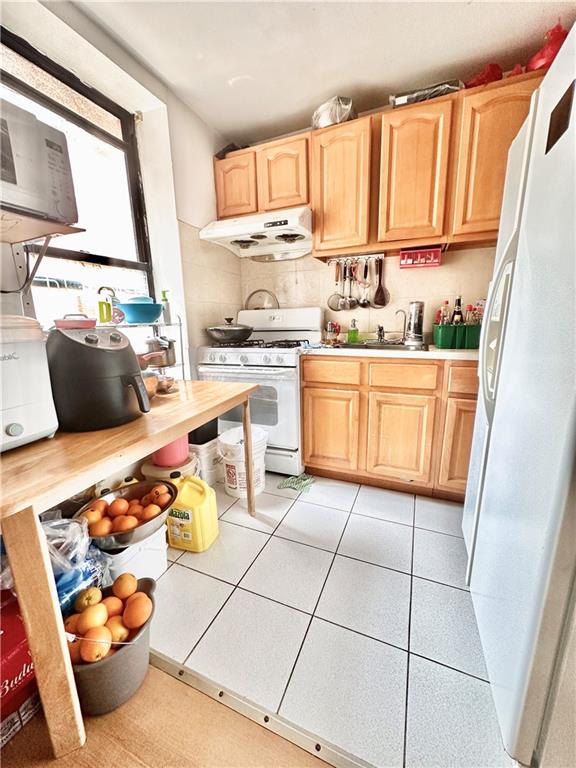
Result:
[72, 1, 575, 145]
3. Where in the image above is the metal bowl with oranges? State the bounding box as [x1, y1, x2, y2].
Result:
[74, 480, 178, 551]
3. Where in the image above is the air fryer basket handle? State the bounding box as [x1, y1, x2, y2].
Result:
[122, 374, 151, 413]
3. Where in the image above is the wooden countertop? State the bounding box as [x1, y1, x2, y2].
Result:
[0, 380, 257, 521]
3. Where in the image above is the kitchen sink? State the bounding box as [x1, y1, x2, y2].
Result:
[336, 342, 429, 351]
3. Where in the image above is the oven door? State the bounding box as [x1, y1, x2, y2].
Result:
[196, 365, 300, 451]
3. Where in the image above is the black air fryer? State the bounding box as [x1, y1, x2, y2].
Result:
[46, 328, 150, 431]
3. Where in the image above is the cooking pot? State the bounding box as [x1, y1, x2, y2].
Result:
[205, 318, 253, 343]
[144, 336, 176, 367]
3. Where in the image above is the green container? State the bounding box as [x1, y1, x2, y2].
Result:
[454, 324, 466, 349]
[433, 324, 481, 349]
[433, 324, 456, 349]
[465, 324, 481, 349]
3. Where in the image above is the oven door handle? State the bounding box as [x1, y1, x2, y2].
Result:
[197, 365, 297, 380]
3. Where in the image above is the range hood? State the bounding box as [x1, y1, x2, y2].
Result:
[199, 206, 312, 262]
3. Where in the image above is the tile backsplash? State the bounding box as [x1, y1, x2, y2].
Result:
[239, 248, 495, 337]
[179, 221, 243, 350]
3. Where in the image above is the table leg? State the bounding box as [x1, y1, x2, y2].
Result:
[2, 507, 86, 757]
[242, 399, 256, 517]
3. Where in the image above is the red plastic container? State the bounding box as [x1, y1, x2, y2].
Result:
[152, 435, 189, 467]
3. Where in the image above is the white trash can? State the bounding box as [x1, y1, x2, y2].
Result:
[218, 426, 267, 499]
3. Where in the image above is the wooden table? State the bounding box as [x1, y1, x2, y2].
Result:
[0, 381, 258, 758]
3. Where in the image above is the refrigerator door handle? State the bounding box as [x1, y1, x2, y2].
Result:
[480, 233, 518, 422]
[465, 426, 490, 586]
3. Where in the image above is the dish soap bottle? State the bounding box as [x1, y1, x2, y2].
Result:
[161, 289, 172, 325]
[347, 319, 359, 344]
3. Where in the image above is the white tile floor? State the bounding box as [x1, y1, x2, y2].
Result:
[159, 476, 513, 768]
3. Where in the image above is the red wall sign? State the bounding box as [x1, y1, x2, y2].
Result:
[399, 248, 442, 268]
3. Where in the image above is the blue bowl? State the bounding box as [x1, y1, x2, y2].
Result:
[117, 302, 163, 324]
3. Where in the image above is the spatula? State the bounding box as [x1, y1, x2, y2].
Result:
[373, 256, 390, 307]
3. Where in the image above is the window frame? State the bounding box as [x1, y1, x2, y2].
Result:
[0, 26, 155, 294]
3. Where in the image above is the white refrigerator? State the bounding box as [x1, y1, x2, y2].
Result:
[462, 27, 576, 767]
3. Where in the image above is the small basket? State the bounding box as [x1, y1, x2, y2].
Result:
[433, 324, 481, 349]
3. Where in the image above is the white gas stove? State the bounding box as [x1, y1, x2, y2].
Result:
[197, 307, 323, 475]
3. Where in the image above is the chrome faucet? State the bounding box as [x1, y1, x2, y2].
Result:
[377, 325, 386, 343]
[395, 309, 407, 342]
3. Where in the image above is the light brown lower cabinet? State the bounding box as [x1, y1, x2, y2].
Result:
[366, 392, 436, 485]
[302, 387, 360, 471]
[436, 397, 477, 494]
[302, 356, 478, 500]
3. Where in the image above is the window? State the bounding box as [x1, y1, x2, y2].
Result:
[0, 28, 153, 329]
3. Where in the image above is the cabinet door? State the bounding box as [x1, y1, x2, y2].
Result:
[451, 77, 540, 235]
[312, 117, 371, 251]
[436, 397, 476, 493]
[366, 392, 436, 484]
[303, 387, 360, 471]
[257, 136, 309, 211]
[378, 100, 452, 241]
[214, 151, 257, 218]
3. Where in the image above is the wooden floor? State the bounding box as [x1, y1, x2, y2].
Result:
[3, 667, 326, 768]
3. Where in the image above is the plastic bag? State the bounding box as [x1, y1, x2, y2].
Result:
[0, 519, 109, 612]
[465, 63, 503, 89]
[527, 23, 568, 72]
[312, 96, 356, 129]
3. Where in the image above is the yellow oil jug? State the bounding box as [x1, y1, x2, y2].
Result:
[167, 476, 218, 552]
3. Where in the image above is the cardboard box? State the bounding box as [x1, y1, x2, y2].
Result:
[0, 591, 41, 748]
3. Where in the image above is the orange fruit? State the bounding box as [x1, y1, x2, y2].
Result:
[101, 596, 124, 618]
[129, 504, 144, 520]
[123, 594, 152, 629]
[151, 483, 168, 499]
[140, 493, 152, 507]
[104, 647, 116, 658]
[80, 626, 112, 663]
[128, 498, 141, 507]
[89, 518, 113, 537]
[109, 498, 130, 518]
[111, 514, 139, 532]
[140, 504, 161, 522]
[76, 603, 108, 635]
[154, 493, 172, 509]
[112, 573, 138, 600]
[125, 591, 147, 606]
[91, 499, 109, 512]
[81, 508, 103, 525]
[74, 587, 102, 612]
[68, 639, 83, 664]
[64, 613, 81, 634]
[105, 615, 130, 643]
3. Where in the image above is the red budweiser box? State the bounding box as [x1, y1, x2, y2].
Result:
[0, 590, 41, 748]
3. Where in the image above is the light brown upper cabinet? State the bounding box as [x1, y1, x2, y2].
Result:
[450, 75, 541, 236]
[256, 135, 309, 211]
[311, 116, 372, 251]
[379, 100, 453, 242]
[214, 150, 257, 218]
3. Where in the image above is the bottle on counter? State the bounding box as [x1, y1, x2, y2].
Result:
[451, 296, 464, 325]
[161, 290, 172, 325]
[347, 319, 360, 344]
[464, 304, 479, 325]
[436, 300, 451, 325]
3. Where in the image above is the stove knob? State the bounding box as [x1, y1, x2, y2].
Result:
[263, 354, 271, 364]
[84, 333, 99, 345]
[219, 353, 227, 363]
[239, 354, 248, 364]
[209, 353, 216, 362]
[5, 422, 23, 437]
[276, 355, 284, 365]
[109, 332, 122, 344]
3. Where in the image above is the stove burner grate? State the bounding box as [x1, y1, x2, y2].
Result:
[211, 339, 309, 349]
